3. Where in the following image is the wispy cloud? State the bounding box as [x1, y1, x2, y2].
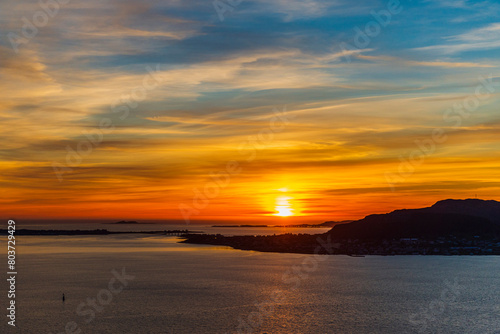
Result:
[356, 54, 496, 68]
[415, 22, 500, 54]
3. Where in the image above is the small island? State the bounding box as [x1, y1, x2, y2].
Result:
[108, 221, 152, 225]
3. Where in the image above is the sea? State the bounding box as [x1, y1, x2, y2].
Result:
[1, 223, 499, 333]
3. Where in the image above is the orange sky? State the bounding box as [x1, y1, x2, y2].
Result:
[1, 1, 500, 224]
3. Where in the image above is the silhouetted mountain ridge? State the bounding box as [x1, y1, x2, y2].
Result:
[425, 198, 500, 225]
[327, 199, 500, 240]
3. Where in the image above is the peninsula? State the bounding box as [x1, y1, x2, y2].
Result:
[182, 199, 500, 255]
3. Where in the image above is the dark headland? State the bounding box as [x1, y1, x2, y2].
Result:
[181, 199, 500, 255]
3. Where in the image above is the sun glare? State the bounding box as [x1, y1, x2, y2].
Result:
[275, 206, 294, 217]
[274, 195, 294, 217]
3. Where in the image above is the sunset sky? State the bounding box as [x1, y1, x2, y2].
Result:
[1, 0, 500, 223]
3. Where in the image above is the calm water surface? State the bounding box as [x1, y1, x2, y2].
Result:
[1, 234, 499, 334]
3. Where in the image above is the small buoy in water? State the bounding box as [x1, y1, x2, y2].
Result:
[62, 293, 65, 302]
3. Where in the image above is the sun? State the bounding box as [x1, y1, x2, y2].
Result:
[275, 206, 294, 217]
[274, 195, 294, 217]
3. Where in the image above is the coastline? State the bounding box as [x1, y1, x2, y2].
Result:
[5, 228, 500, 256]
[180, 233, 500, 256]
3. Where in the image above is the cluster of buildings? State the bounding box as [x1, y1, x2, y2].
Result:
[334, 236, 500, 255]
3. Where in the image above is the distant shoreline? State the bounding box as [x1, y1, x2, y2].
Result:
[211, 222, 344, 228]
[0, 229, 203, 236]
[2, 229, 499, 255]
